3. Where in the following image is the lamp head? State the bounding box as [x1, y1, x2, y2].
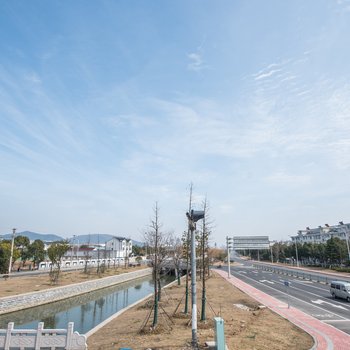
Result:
[191, 209, 205, 222]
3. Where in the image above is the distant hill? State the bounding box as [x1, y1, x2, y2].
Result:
[68, 234, 144, 246]
[0, 231, 144, 246]
[68, 234, 114, 244]
[0, 231, 64, 242]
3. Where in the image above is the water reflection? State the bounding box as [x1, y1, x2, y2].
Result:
[0, 275, 173, 334]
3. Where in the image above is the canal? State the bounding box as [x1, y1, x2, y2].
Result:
[0, 275, 174, 333]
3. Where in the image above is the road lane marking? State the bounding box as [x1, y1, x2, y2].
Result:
[259, 279, 275, 284]
[311, 299, 348, 310]
[293, 280, 313, 283]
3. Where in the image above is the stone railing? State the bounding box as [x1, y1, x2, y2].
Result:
[0, 322, 86, 350]
[0, 268, 152, 315]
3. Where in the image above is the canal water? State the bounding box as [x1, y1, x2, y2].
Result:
[0, 275, 173, 333]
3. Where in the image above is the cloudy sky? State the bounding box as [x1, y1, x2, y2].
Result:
[1, 0, 350, 245]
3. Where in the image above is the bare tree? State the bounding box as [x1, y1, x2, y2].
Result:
[169, 234, 183, 285]
[144, 202, 170, 328]
[197, 197, 213, 321]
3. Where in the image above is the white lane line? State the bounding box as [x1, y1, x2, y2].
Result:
[293, 280, 313, 284]
[259, 279, 275, 284]
[323, 319, 350, 323]
[311, 299, 348, 310]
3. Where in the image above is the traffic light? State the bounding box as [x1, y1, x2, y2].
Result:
[226, 236, 233, 250]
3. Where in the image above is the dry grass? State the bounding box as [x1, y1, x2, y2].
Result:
[0, 265, 147, 298]
[87, 271, 314, 350]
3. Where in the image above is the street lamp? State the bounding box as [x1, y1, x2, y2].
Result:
[290, 235, 299, 267]
[8, 228, 16, 275]
[186, 209, 205, 348]
[339, 221, 350, 262]
[226, 236, 233, 278]
[294, 239, 300, 267]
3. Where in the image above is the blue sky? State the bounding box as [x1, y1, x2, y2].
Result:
[1, 0, 350, 245]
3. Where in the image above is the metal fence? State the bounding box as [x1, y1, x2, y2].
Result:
[252, 263, 350, 284]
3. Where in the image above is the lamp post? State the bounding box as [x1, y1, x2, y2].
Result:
[76, 237, 79, 259]
[270, 241, 274, 263]
[8, 228, 16, 275]
[290, 236, 299, 267]
[339, 221, 350, 262]
[186, 209, 205, 348]
[73, 235, 76, 259]
[226, 236, 233, 278]
[295, 240, 300, 267]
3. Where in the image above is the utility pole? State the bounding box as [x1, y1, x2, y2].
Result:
[339, 222, 350, 262]
[226, 236, 233, 278]
[186, 209, 204, 348]
[201, 199, 207, 321]
[270, 242, 274, 263]
[8, 228, 16, 275]
[294, 239, 299, 267]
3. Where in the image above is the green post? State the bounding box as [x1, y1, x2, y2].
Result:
[214, 317, 226, 350]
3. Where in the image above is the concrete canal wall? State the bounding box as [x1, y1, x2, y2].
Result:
[0, 268, 152, 315]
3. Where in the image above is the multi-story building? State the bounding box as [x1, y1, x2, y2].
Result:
[105, 236, 132, 259]
[291, 222, 350, 244]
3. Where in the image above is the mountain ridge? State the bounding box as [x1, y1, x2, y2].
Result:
[0, 231, 144, 246]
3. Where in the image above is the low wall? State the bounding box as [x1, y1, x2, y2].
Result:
[0, 268, 152, 315]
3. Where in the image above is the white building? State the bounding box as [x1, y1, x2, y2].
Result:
[105, 236, 132, 259]
[291, 223, 350, 244]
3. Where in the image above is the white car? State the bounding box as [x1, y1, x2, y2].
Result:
[330, 281, 350, 301]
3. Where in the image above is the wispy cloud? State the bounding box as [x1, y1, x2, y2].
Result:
[337, 0, 350, 11]
[25, 72, 41, 84]
[254, 68, 282, 81]
[187, 52, 206, 72]
[265, 171, 311, 186]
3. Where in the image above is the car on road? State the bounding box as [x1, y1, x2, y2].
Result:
[330, 281, 350, 301]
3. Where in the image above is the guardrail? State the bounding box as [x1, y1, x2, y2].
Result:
[0, 322, 87, 350]
[252, 263, 339, 284]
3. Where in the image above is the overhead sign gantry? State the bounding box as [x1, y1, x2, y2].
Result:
[232, 236, 270, 250]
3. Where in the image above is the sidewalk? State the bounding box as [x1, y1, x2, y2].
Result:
[215, 269, 350, 350]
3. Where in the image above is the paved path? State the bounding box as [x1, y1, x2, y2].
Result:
[215, 269, 350, 350]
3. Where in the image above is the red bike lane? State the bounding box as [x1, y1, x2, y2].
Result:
[215, 268, 350, 350]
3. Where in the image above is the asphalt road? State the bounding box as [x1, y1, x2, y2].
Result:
[225, 260, 350, 335]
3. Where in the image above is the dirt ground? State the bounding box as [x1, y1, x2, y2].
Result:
[0, 265, 147, 298]
[87, 270, 314, 350]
